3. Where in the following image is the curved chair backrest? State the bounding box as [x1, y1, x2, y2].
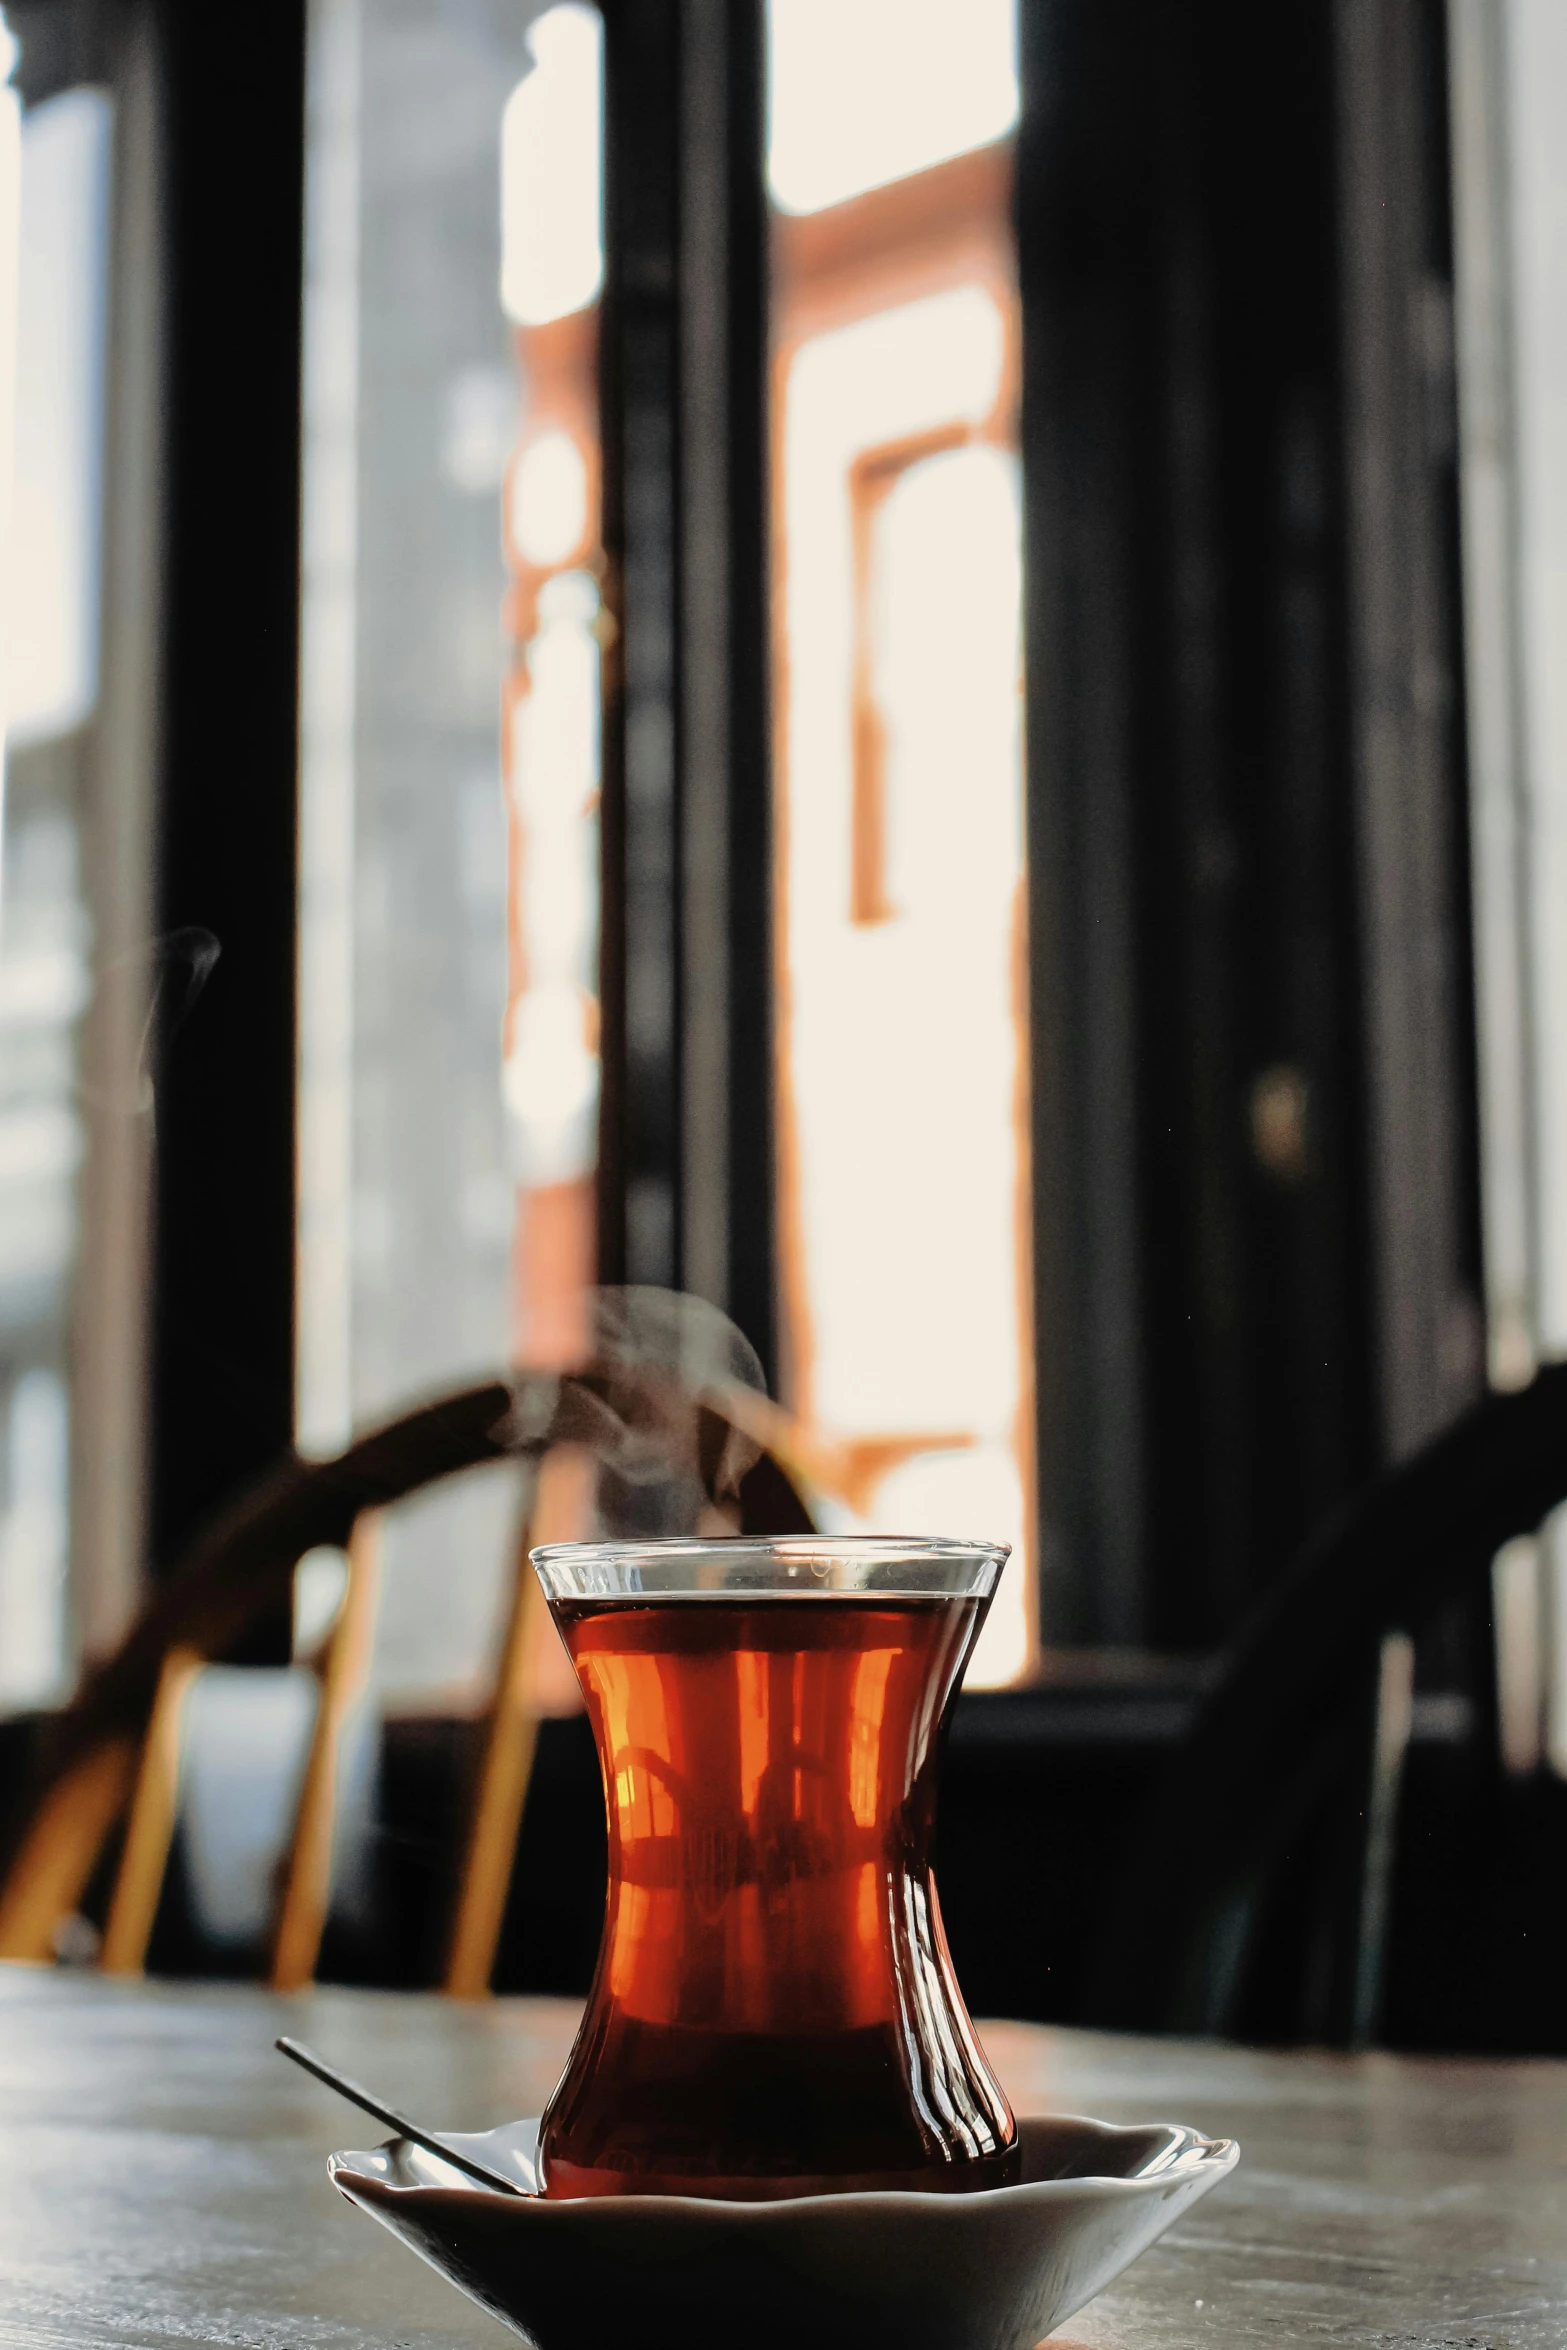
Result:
[0, 1365, 814, 1989]
[1086, 1361, 1567, 2043]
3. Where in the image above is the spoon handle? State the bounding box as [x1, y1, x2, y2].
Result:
[275, 2034, 527, 2197]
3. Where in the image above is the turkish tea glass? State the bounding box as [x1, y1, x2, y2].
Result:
[530, 1535, 1017, 2200]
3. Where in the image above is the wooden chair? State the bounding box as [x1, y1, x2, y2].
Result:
[0, 1359, 814, 1993]
[1085, 1360, 1567, 2047]
[97, 1503, 382, 1985]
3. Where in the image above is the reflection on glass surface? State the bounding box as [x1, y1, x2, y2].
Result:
[769, 2, 1031, 1686]
[533, 1542, 1015, 2197]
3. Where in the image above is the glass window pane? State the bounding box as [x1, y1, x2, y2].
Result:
[768, 0, 1032, 1686]
[0, 76, 110, 1711]
[4, 87, 109, 746]
[297, 0, 602, 1704]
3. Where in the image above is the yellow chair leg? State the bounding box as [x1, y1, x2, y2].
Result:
[0, 1737, 138, 1963]
[270, 1509, 382, 1993]
[100, 1645, 203, 1974]
[444, 1447, 588, 1998]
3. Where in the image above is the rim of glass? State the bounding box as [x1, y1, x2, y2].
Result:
[530, 1534, 1010, 1601]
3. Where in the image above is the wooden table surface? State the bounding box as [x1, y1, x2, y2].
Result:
[1, 1964, 1564, 2348]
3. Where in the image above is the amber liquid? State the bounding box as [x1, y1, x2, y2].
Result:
[538, 1593, 1017, 2199]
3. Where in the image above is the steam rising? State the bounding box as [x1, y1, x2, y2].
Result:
[503, 1287, 769, 1536]
[80, 925, 222, 1118]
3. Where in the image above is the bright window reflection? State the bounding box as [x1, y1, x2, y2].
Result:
[501, 4, 603, 327]
[770, 3, 1029, 1687]
[509, 428, 589, 567]
[498, 2, 604, 1367]
[768, 0, 1017, 217]
[872, 445, 1022, 913]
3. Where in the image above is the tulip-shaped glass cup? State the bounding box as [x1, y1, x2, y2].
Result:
[530, 1535, 1017, 2200]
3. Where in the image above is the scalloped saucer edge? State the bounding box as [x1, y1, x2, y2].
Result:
[329, 2112, 1238, 2350]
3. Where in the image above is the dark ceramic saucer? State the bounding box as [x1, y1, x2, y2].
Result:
[330, 2112, 1237, 2350]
